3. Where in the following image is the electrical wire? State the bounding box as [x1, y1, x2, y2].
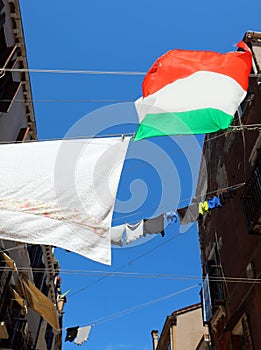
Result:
[68, 232, 191, 297]
[0, 264, 260, 284]
[0, 98, 134, 103]
[0, 68, 147, 75]
[58, 284, 200, 330]
[86, 284, 200, 326]
[0, 67, 260, 77]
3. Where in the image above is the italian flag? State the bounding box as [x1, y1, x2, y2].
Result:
[134, 41, 252, 141]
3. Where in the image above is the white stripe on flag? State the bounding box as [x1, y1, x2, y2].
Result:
[135, 71, 246, 122]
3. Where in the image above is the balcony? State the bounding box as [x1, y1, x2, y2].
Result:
[241, 160, 261, 234]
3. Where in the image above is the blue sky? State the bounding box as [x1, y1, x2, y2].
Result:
[19, 1, 260, 349]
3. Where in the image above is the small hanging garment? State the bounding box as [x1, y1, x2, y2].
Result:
[177, 203, 199, 225]
[165, 211, 177, 223]
[207, 195, 222, 209]
[126, 221, 144, 244]
[110, 224, 126, 247]
[74, 325, 92, 345]
[143, 214, 165, 237]
[65, 326, 79, 342]
[198, 201, 209, 216]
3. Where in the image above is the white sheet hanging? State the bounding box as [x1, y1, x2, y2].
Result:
[0, 137, 130, 265]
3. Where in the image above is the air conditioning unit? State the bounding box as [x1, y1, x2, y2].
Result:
[0, 322, 9, 339]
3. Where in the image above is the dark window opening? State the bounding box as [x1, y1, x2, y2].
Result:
[241, 159, 261, 234]
[16, 127, 29, 143]
[45, 323, 54, 350]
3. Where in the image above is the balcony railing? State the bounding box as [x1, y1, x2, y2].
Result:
[241, 161, 261, 234]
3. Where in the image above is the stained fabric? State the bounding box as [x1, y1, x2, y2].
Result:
[75, 325, 92, 345]
[198, 201, 209, 216]
[65, 327, 79, 342]
[165, 211, 177, 223]
[177, 203, 199, 225]
[21, 276, 59, 330]
[0, 137, 130, 265]
[207, 195, 222, 209]
[126, 221, 144, 244]
[110, 224, 126, 247]
[143, 215, 165, 237]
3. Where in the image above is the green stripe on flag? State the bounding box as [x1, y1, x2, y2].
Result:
[134, 108, 233, 141]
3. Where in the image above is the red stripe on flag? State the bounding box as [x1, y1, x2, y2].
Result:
[142, 41, 252, 97]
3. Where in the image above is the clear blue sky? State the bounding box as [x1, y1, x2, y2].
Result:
[19, 1, 260, 349]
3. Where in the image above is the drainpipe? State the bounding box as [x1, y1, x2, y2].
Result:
[151, 330, 159, 350]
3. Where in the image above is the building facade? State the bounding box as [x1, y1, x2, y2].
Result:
[198, 31, 261, 349]
[0, 1, 63, 349]
[151, 303, 210, 350]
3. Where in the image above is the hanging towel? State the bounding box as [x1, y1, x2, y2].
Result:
[143, 214, 165, 237]
[74, 325, 92, 345]
[65, 326, 79, 342]
[177, 203, 199, 225]
[110, 224, 126, 247]
[126, 221, 144, 244]
[0, 137, 130, 265]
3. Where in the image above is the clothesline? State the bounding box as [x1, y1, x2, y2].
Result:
[111, 182, 246, 225]
[0, 180, 245, 232]
[0, 133, 134, 144]
[1, 124, 260, 146]
[67, 181, 239, 297]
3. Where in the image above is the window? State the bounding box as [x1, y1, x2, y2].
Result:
[201, 245, 226, 322]
[0, 44, 21, 113]
[45, 323, 54, 350]
[241, 159, 261, 234]
[27, 245, 45, 289]
[0, 11, 5, 31]
[207, 264, 226, 305]
[0, 0, 4, 11]
[16, 127, 30, 143]
[236, 91, 255, 121]
[0, 71, 21, 113]
[201, 274, 212, 323]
